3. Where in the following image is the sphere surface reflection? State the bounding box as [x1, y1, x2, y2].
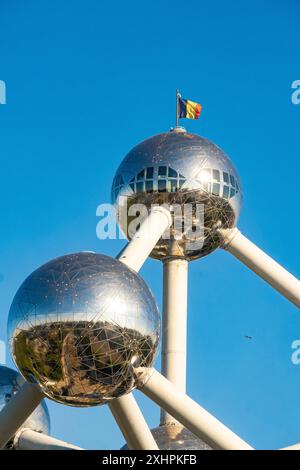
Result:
[151, 424, 212, 450]
[112, 130, 242, 260]
[8, 253, 160, 406]
[0, 365, 50, 448]
[122, 424, 212, 450]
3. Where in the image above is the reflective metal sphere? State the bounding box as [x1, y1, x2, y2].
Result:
[121, 424, 212, 450]
[8, 252, 160, 407]
[0, 365, 50, 449]
[151, 424, 212, 450]
[112, 130, 242, 261]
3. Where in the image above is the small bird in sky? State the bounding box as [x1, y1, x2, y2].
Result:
[244, 335, 253, 340]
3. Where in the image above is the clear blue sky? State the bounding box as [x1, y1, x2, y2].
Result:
[0, 0, 300, 450]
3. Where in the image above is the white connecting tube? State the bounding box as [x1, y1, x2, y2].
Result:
[220, 228, 300, 308]
[117, 206, 172, 272]
[280, 442, 300, 450]
[14, 429, 83, 450]
[0, 382, 44, 449]
[108, 394, 158, 450]
[136, 367, 253, 451]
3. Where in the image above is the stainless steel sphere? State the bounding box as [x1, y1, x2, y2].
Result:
[121, 424, 212, 450]
[112, 129, 242, 261]
[151, 424, 212, 450]
[8, 252, 160, 407]
[0, 365, 50, 449]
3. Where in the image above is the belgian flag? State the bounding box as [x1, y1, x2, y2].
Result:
[179, 97, 202, 120]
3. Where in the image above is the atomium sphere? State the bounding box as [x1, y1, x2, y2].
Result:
[0, 365, 50, 449]
[121, 424, 212, 450]
[151, 425, 213, 450]
[7, 252, 160, 407]
[112, 129, 242, 261]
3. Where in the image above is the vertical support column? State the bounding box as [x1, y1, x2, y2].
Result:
[160, 257, 188, 425]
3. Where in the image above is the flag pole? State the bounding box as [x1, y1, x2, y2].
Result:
[176, 89, 179, 128]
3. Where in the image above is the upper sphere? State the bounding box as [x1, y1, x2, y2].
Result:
[8, 252, 160, 407]
[112, 131, 242, 261]
[0, 365, 50, 448]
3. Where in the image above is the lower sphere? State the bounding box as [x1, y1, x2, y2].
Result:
[151, 424, 212, 450]
[8, 252, 160, 406]
[121, 424, 212, 450]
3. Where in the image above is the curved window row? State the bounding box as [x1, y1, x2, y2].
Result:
[129, 166, 186, 194]
[113, 167, 239, 200]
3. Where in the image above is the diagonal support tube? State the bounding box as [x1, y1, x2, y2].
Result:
[117, 206, 172, 272]
[108, 394, 158, 450]
[219, 228, 300, 308]
[109, 207, 172, 449]
[14, 429, 83, 450]
[280, 443, 300, 450]
[0, 381, 44, 449]
[136, 367, 253, 450]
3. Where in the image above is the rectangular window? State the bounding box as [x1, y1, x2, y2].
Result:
[145, 181, 153, 193]
[223, 185, 229, 199]
[136, 182, 144, 193]
[223, 172, 229, 184]
[230, 175, 235, 187]
[212, 183, 220, 196]
[212, 169, 220, 181]
[158, 166, 167, 177]
[170, 180, 177, 193]
[146, 167, 154, 179]
[158, 179, 167, 192]
[230, 187, 236, 198]
[178, 179, 185, 189]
